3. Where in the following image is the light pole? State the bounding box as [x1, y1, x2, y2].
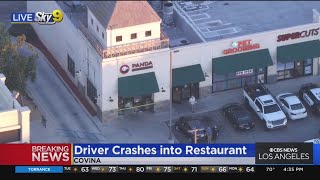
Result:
[194, 129, 198, 144]
[168, 51, 174, 144]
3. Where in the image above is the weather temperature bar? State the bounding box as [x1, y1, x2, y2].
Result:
[8, 165, 320, 174]
[62, 165, 256, 173]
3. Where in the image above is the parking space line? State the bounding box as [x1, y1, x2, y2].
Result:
[197, 20, 222, 28]
[189, 13, 210, 21]
[200, 28, 209, 33]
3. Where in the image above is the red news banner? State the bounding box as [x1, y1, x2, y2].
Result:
[0, 144, 72, 165]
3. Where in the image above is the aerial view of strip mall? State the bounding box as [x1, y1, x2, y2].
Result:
[0, 1, 320, 144]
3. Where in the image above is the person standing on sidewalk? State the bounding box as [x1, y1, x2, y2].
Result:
[206, 126, 213, 144]
[42, 115, 47, 128]
[189, 96, 197, 113]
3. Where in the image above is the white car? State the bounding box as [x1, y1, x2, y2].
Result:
[276, 93, 307, 120]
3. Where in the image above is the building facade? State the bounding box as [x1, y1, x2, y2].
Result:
[0, 74, 31, 143]
[27, 1, 320, 121]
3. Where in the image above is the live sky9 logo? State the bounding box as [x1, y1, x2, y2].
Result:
[11, 9, 63, 25]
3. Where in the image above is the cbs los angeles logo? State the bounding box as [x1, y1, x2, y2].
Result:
[120, 64, 130, 74]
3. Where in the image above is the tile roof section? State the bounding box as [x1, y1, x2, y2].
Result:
[85, 1, 161, 30]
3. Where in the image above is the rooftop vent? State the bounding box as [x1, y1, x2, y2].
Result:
[170, 38, 189, 48]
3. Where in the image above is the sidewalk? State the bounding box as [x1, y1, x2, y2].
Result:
[25, 34, 97, 116]
[171, 75, 320, 118]
[94, 75, 320, 143]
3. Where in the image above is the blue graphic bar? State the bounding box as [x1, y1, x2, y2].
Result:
[314, 144, 320, 165]
[11, 13, 35, 23]
[73, 144, 255, 157]
[15, 166, 63, 173]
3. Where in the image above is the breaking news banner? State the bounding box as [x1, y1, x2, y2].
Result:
[255, 143, 314, 164]
[72, 144, 255, 165]
[0, 144, 72, 165]
[0, 143, 319, 167]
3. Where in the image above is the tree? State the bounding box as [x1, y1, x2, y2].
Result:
[0, 23, 37, 95]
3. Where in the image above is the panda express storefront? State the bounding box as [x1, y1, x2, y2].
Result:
[212, 39, 273, 92]
[118, 61, 160, 112]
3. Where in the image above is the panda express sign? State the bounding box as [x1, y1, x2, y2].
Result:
[132, 61, 153, 71]
[223, 40, 260, 55]
[120, 61, 153, 74]
[277, 28, 320, 42]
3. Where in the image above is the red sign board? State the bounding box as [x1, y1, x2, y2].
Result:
[223, 40, 260, 55]
[277, 28, 319, 42]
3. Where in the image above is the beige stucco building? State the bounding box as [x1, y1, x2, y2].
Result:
[0, 74, 30, 143]
[27, 1, 320, 121]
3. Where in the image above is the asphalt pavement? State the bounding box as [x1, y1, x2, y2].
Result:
[164, 75, 320, 144]
[26, 48, 106, 143]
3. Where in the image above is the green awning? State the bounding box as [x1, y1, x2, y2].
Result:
[118, 72, 159, 97]
[212, 49, 273, 74]
[277, 40, 320, 63]
[172, 64, 205, 87]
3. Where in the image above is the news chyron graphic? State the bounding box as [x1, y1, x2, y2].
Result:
[0, 144, 71, 165]
[11, 9, 63, 25]
[255, 143, 314, 164]
[0, 143, 319, 167]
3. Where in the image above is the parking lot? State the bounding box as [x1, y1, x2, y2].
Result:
[165, 98, 320, 144]
[173, 1, 320, 41]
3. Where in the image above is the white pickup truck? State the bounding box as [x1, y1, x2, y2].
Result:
[243, 83, 287, 129]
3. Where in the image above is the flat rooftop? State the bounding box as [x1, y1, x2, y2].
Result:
[0, 88, 12, 111]
[0, 76, 20, 111]
[56, 1, 88, 28]
[157, 1, 320, 44]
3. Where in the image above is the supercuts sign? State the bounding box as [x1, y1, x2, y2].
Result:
[120, 61, 153, 74]
[223, 40, 260, 55]
[277, 28, 320, 42]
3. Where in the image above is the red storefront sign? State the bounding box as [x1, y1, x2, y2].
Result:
[223, 40, 260, 55]
[277, 28, 319, 42]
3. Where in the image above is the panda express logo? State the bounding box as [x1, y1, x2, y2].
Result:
[120, 65, 130, 74]
[120, 61, 153, 74]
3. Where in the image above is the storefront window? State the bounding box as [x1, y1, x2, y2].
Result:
[213, 68, 266, 93]
[172, 83, 200, 103]
[304, 59, 313, 75]
[118, 95, 154, 113]
[277, 62, 294, 80]
[277, 60, 313, 80]
[305, 59, 313, 65]
[227, 78, 242, 89]
[212, 74, 227, 92]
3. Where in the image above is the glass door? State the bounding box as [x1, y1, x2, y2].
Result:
[172, 87, 182, 103]
[190, 83, 200, 99]
[182, 84, 191, 100]
[133, 96, 143, 112]
[144, 95, 154, 112]
[304, 59, 313, 76]
[294, 61, 304, 77]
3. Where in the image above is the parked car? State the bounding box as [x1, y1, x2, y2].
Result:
[175, 116, 218, 143]
[276, 93, 307, 120]
[298, 83, 320, 115]
[222, 103, 255, 130]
